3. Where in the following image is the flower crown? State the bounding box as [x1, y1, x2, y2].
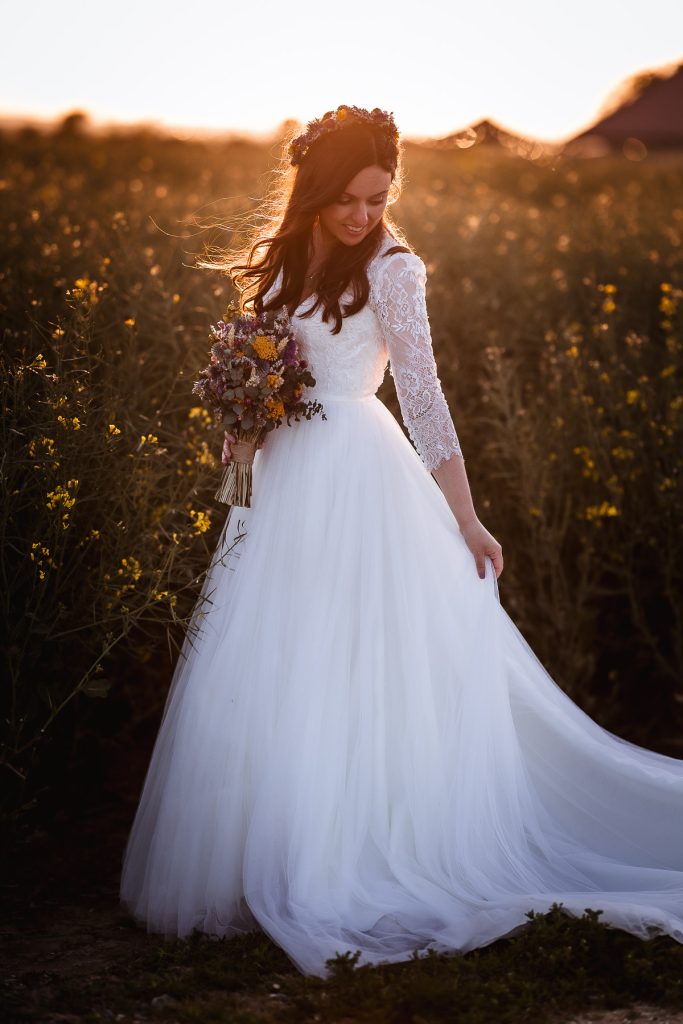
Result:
[288, 105, 399, 167]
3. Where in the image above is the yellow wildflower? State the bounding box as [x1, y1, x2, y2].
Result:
[28, 436, 56, 458]
[189, 509, 211, 534]
[139, 433, 158, 446]
[625, 390, 639, 405]
[30, 353, 47, 370]
[188, 407, 212, 428]
[573, 445, 598, 480]
[602, 298, 616, 314]
[582, 501, 620, 521]
[193, 440, 215, 466]
[660, 365, 676, 378]
[124, 317, 136, 327]
[108, 423, 121, 435]
[67, 274, 100, 309]
[46, 479, 78, 511]
[117, 555, 142, 582]
[57, 415, 81, 430]
[611, 446, 635, 460]
[30, 540, 59, 577]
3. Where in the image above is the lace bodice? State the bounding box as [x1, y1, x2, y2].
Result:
[263, 230, 463, 471]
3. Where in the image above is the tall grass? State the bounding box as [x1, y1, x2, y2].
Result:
[398, 145, 682, 738]
[1, 123, 681, 819]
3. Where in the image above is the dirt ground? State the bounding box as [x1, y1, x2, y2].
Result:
[2, 757, 682, 1024]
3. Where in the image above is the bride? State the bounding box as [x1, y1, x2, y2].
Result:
[120, 104, 683, 977]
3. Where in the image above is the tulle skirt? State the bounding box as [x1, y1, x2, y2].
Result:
[120, 392, 683, 977]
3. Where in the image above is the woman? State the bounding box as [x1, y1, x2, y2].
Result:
[120, 104, 683, 977]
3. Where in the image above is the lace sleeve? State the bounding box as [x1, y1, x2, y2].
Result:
[372, 251, 463, 471]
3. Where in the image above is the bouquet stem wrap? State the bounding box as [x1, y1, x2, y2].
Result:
[215, 427, 264, 507]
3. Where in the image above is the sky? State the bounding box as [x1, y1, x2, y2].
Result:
[1, 0, 682, 143]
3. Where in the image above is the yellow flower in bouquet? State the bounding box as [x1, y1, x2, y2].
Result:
[266, 397, 286, 420]
[253, 335, 279, 360]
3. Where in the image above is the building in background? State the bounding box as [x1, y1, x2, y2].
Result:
[564, 62, 683, 158]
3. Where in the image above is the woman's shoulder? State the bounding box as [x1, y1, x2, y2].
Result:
[370, 230, 427, 288]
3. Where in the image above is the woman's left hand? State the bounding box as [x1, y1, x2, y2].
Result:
[458, 516, 504, 580]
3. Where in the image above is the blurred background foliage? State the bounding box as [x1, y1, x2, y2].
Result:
[1, 122, 681, 824]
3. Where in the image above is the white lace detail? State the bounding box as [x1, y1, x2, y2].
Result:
[261, 232, 463, 472]
[368, 247, 463, 471]
[263, 268, 389, 400]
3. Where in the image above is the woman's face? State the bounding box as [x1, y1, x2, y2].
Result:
[318, 164, 392, 246]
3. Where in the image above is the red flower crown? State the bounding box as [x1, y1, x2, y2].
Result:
[288, 105, 399, 167]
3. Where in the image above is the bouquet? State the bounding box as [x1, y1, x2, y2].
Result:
[192, 301, 325, 507]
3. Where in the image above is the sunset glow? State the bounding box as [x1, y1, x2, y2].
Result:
[2, 0, 683, 142]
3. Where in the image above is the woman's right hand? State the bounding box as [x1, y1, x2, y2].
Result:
[222, 431, 237, 465]
[222, 430, 264, 464]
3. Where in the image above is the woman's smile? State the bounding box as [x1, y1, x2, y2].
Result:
[317, 164, 392, 248]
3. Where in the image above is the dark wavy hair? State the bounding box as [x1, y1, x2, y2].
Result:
[197, 115, 414, 335]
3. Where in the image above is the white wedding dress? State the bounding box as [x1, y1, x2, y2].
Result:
[120, 227, 683, 977]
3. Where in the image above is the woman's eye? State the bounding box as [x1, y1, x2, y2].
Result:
[337, 198, 385, 206]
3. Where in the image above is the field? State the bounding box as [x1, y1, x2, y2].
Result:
[1, 120, 682, 1022]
